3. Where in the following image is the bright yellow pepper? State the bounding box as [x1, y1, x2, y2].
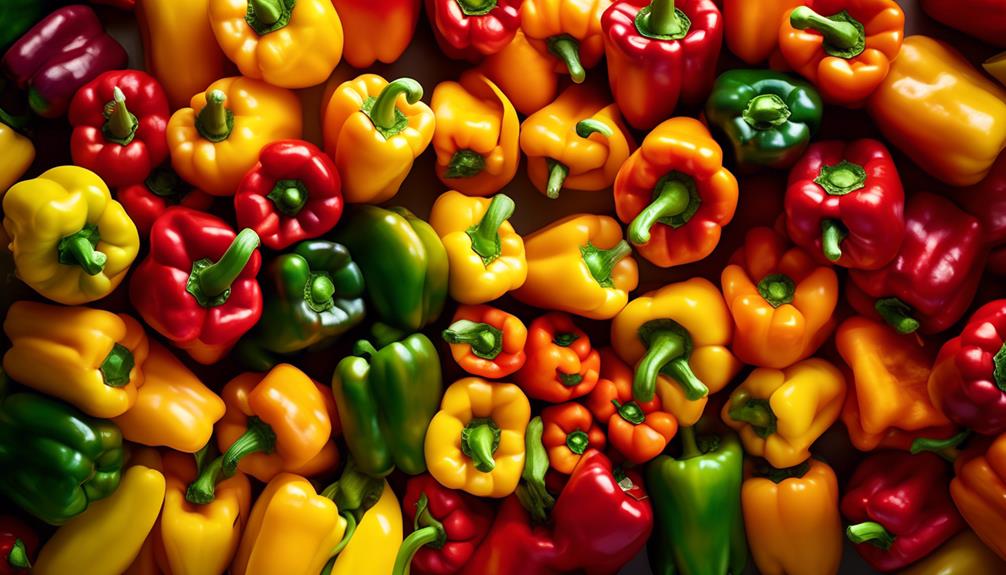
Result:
[0, 107, 34, 194]
[3, 166, 139, 304]
[611, 278, 743, 426]
[322, 74, 435, 204]
[512, 214, 638, 320]
[167, 76, 302, 196]
[327, 482, 403, 575]
[722, 359, 846, 468]
[3, 301, 149, 418]
[429, 191, 527, 304]
[899, 530, 1006, 575]
[425, 377, 531, 498]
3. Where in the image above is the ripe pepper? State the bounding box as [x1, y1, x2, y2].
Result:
[521, 0, 610, 84]
[0, 107, 33, 195]
[867, 36, 1006, 186]
[512, 214, 638, 319]
[612, 278, 742, 425]
[515, 313, 601, 402]
[602, 0, 724, 130]
[322, 75, 435, 204]
[118, 168, 214, 237]
[846, 192, 985, 335]
[334, 205, 448, 331]
[1, 5, 127, 118]
[842, 451, 966, 572]
[129, 207, 262, 364]
[723, 0, 801, 64]
[332, 0, 420, 68]
[430, 192, 527, 304]
[476, 29, 558, 116]
[723, 359, 846, 468]
[427, 0, 522, 60]
[443, 305, 528, 379]
[425, 377, 531, 497]
[921, 0, 1006, 48]
[234, 139, 343, 250]
[722, 226, 839, 368]
[461, 495, 559, 575]
[705, 69, 823, 170]
[614, 117, 739, 268]
[68, 69, 170, 188]
[540, 402, 605, 474]
[951, 435, 1006, 561]
[785, 138, 904, 269]
[742, 459, 844, 575]
[953, 154, 1006, 277]
[3, 165, 140, 305]
[0, 516, 35, 575]
[899, 530, 1006, 575]
[430, 73, 520, 196]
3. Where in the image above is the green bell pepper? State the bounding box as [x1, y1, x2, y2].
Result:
[335, 206, 448, 331]
[705, 69, 822, 170]
[0, 392, 124, 525]
[0, 0, 68, 50]
[646, 427, 747, 575]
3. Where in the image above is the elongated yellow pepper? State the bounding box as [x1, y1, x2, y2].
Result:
[328, 483, 403, 575]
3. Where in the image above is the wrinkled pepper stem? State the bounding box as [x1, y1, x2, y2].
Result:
[516, 416, 555, 523]
[565, 430, 589, 454]
[635, 0, 691, 40]
[392, 493, 447, 575]
[58, 225, 107, 276]
[742, 94, 791, 129]
[445, 149, 486, 178]
[105, 86, 138, 145]
[996, 343, 1006, 393]
[7, 539, 30, 569]
[545, 159, 569, 199]
[467, 193, 514, 263]
[728, 395, 777, 438]
[815, 160, 867, 196]
[847, 521, 895, 550]
[628, 178, 691, 245]
[874, 297, 920, 334]
[267, 179, 308, 216]
[635, 327, 706, 402]
[187, 228, 260, 306]
[196, 90, 233, 142]
[185, 453, 226, 504]
[547, 35, 586, 84]
[461, 419, 501, 473]
[757, 274, 796, 308]
[910, 430, 971, 462]
[576, 119, 613, 139]
[221, 416, 277, 475]
[369, 78, 424, 134]
[821, 219, 846, 262]
[612, 399, 646, 425]
[100, 343, 135, 388]
[456, 0, 497, 16]
[249, 0, 288, 30]
[790, 6, 866, 58]
[443, 319, 503, 360]
[582, 240, 632, 288]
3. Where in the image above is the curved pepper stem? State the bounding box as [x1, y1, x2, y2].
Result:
[547, 35, 586, 84]
[628, 178, 691, 245]
[612, 399, 646, 425]
[728, 393, 777, 438]
[7, 538, 30, 569]
[757, 274, 796, 308]
[445, 149, 486, 179]
[516, 416, 555, 523]
[443, 319, 503, 360]
[582, 240, 632, 289]
[392, 493, 447, 575]
[910, 430, 971, 462]
[575, 119, 613, 139]
[105, 86, 138, 145]
[635, 0, 691, 40]
[545, 160, 569, 200]
[187, 228, 260, 306]
[369, 78, 424, 135]
[461, 419, 501, 473]
[790, 7, 866, 59]
[874, 297, 920, 334]
[267, 180, 308, 217]
[221, 416, 277, 476]
[820, 220, 846, 262]
[58, 224, 107, 276]
[742, 94, 791, 129]
[467, 193, 514, 264]
[847, 521, 895, 550]
[565, 430, 589, 455]
[185, 453, 226, 504]
[196, 90, 233, 142]
[456, 0, 497, 16]
[100, 343, 135, 388]
[635, 327, 706, 402]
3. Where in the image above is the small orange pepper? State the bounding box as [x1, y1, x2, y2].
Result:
[515, 313, 601, 403]
[443, 304, 528, 379]
[540, 402, 606, 474]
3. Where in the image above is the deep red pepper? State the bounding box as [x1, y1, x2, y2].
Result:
[841, 451, 966, 573]
[847, 192, 986, 335]
[426, 0, 523, 60]
[129, 206, 263, 365]
[118, 167, 215, 236]
[785, 139, 905, 270]
[951, 153, 1006, 276]
[921, 0, 1006, 48]
[68, 69, 170, 188]
[0, 516, 36, 575]
[461, 495, 561, 575]
[234, 140, 343, 251]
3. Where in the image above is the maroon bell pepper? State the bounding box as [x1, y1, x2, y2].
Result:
[1, 5, 127, 118]
[117, 168, 214, 236]
[841, 451, 966, 573]
[426, 0, 523, 61]
[952, 153, 1006, 276]
[0, 516, 35, 575]
[785, 139, 905, 269]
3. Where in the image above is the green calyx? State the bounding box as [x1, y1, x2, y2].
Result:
[790, 7, 866, 59]
[995, 343, 1006, 393]
[461, 418, 501, 473]
[757, 274, 796, 308]
[874, 297, 920, 335]
[847, 521, 895, 550]
[391, 493, 447, 575]
[553, 332, 579, 347]
[635, 0, 691, 40]
[581, 240, 632, 289]
[186, 228, 260, 308]
[815, 160, 867, 196]
[466, 193, 515, 265]
[57, 224, 107, 276]
[728, 393, 777, 438]
[558, 371, 583, 387]
[545, 159, 569, 200]
[445, 149, 486, 179]
[565, 430, 589, 455]
[100, 343, 135, 388]
[628, 172, 700, 245]
[221, 416, 277, 476]
[363, 78, 423, 139]
[635, 319, 705, 403]
[197, 90, 234, 143]
[455, 0, 497, 16]
[515, 416, 555, 523]
[443, 319, 503, 360]
[102, 86, 138, 146]
[547, 35, 586, 84]
[145, 168, 182, 199]
[305, 272, 337, 312]
[742, 94, 791, 130]
[757, 460, 811, 484]
[821, 219, 847, 262]
[246, 0, 295, 35]
[612, 399, 646, 425]
[267, 179, 309, 217]
[7, 538, 30, 569]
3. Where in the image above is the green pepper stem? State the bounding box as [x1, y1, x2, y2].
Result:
[679, 427, 700, 459]
[545, 160, 569, 200]
[634, 329, 706, 402]
[558, 372, 583, 387]
[874, 298, 920, 335]
[59, 228, 107, 275]
[7, 538, 29, 569]
[307, 274, 336, 306]
[815, 161, 867, 196]
[462, 421, 499, 473]
[370, 79, 423, 131]
[728, 396, 777, 438]
[221, 416, 276, 475]
[456, 0, 497, 16]
[321, 459, 385, 513]
[790, 6, 861, 51]
[996, 343, 1006, 393]
[547, 35, 586, 84]
[582, 241, 632, 288]
[443, 319, 503, 360]
[196, 229, 260, 298]
[910, 430, 970, 462]
[516, 416, 554, 524]
[565, 430, 589, 455]
[757, 274, 796, 308]
[636, 0, 689, 39]
[197, 90, 232, 142]
[628, 179, 690, 245]
[145, 168, 181, 198]
[392, 493, 446, 575]
[467, 194, 514, 263]
[327, 512, 357, 561]
[553, 333, 579, 347]
[267, 180, 308, 216]
[612, 399, 646, 425]
[821, 220, 846, 262]
[251, 0, 283, 25]
[760, 461, 811, 484]
[100, 343, 135, 388]
[847, 521, 895, 550]
[742, 94, 791, 129]
[185, 454, 226, 504]
[445, 149, 486, 179]
[106, 87, 137, 142]
[575, 119, 613, 139]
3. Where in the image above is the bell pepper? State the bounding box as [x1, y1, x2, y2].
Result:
[430, 73, 520, 196]
[785, 138, 904, 269]
[921, 0, 1006, 48]
[742, 458, 844, 575]
[513, 214, 638, 319]
[476, 29, 558, 116]
[0, 0, 69, 50]
[0, 107, 34, 195]
[3, 301, 148, 419]
[426, 377, 531, 498]
[3, 165, 140, 305]
[129, 207, 262, 364]
[601, 0, 724, 130]
[842, 451, 966, 572]
[514, 313, 601, 402]
[335, 205, 447, 331]
[324, 477, 404, 575]
[722, 226, 839, 368]
[540, 402, 605, 474]
[0, 516, 36, 575]
[647, 428, 747, 575]
[952, 154, 1006, 277]
[723, 0, 801, 64]
[322, 75, 435, 204]
[332, 0, 419, 68]
[867, 36, 1006, 186]
[612, 278, 742, 425]
[1, 5, 127, 118]
[461, 495, 559, 575]
[614, 117, 739, 268]
[117, 167, 214, 236]
[900, 530, 1006, 575]
[847, 192, 985, 335]
[427, 0, 522, 60]
[521, 0, 611, 84]
[443, 305, 527, 379]
[430, 192, 526, 304]
[723, 359, 846, 468]
[705, 69, 822, 170]
[951, 435, 1006, 561]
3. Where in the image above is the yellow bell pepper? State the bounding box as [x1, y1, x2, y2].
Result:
[209, 0, 343, 89]
[3, 301, 149, 418]
[898, 530, 1006, 575]
[35, 465, 167, 575]
[521, 0, 610, 83]
[3, 166, 139, 304]
[519, 83, 633, 199]
[425, 377, 531, 498]
[167, 76, 302, 196]
[722, 359, 846, 468]
[512, 214, 639, 320]
[0, 107, 34, 194]
[322, 74, 436, 204]
[327, 482, 403, 575]
[867, 35, 1006, 186]
[477, 29, 558, 116]
[611, 278, 743, 426]
[429, 191, 527, 304]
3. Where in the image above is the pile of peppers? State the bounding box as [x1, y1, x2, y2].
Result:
[4, 1, 1006, 574]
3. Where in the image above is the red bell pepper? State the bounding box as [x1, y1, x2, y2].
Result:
[0, 516, 36, 575]
[921, 0, 1006, 48]
[952, 153, 1006, 276]
[601, 0, 723, 130]
[847, 192, 986, 335]
[426, 0, 522, 61]
[841, 451, 966, 572]
[129, 207, 263, 365]
[117, 167, 214, 236]
[234, 140, 343, 251]
[785, 139, 904, 269]
[68, 69, 170, 188]
[461, 495, 560, 575]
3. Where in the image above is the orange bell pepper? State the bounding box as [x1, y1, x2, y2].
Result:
[540, 402, 606, 474]
[951, 435, 1006, 561]
[521, 0, 612, 84]
[515, 313, 601, 403]
[443, 304, 528, 379]
[331, 0, 420, 68]
[477, 29, 559, 116]
[724, 0, 802, 64]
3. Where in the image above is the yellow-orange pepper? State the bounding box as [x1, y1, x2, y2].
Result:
[899, 530, 1006, 575]
[477, 29, 559, 116]
[724, 0, 802, 64]
[326, 482, 403, 575]
[521, 0, 611, 84]
[0, 108, 34, 194]
[332, 0, 420, 68]
[952, 435, 1006, 562]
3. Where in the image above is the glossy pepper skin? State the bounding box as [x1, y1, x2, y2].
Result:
[476, 29, 558, 115]
[900, 530, 1006, 575]
[3, 166, 140, 305]
[443, 305, 528, 379]
[515, 313, 601, 402]
[0, 107, 33, 195]
[724, 0, 801, 64]
[842, 451, 966, 572]
[951, 435, 1006, 561]
[428, 0, 523, 60]
[324, 478, 404, 575]
[0, 392, 124, 525]
[614, 117, 739, 268]
[333, 0, 420, 68]
[521, 0, 611, 84]
[540, 402, 605, 474]
[921, 0, 1006, 48]
[1, 5, 127, 118]
[602, 0, 723, 130]
[953, 154, 1006, 277]
[129, 207, 262, 364]
[117, 168, 214, 236]
[0, 516, 36, 575]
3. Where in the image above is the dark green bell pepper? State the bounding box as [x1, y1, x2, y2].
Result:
[646, 427, 747, 575]
[0, 392, 124, 525]
[705, 69, 822, 170]
[0, 1, 68, 50]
